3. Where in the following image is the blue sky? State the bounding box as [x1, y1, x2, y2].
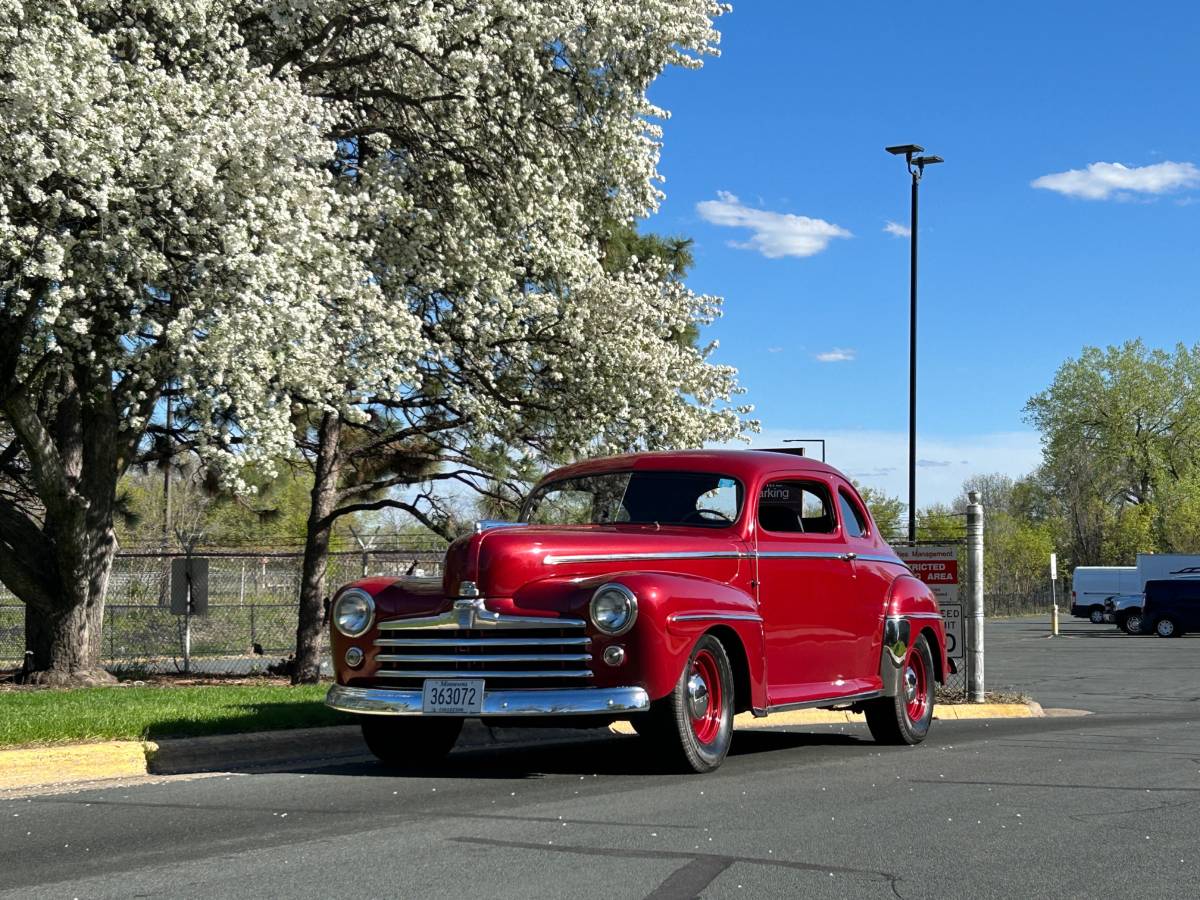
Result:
[647, 0, 1200, 503]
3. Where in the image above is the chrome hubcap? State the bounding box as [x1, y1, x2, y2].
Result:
[904, 667, 919, 703]
[687, 672, 710, 718]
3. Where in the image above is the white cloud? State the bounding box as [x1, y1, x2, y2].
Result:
[715, 428, 1043, 507]
[695, 191, 851, 258]
[883, 220, 911, 238]
[1031, 160, 1200, 200]
[815, 348, 856, 363]
[767, 346, 784, 353]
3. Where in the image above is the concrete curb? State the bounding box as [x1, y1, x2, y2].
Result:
[609, 700, 1049, 734]
[0, 741, 152, 790]
[0, 700, 1058, 792]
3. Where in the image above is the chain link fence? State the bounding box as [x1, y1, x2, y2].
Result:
[1, 527, 1057, 687]
[0, 544, 445, 675]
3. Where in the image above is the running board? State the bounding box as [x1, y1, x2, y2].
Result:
[751, 689, 883, 718]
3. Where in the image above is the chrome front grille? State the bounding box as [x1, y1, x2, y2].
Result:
[372, 626, 593, 689]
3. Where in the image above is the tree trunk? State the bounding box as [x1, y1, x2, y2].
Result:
[293, 412, 343, 684]
[2, 369, 127, 685]
[10, 501, 119, 685]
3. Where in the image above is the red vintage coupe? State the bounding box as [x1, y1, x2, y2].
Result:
[325, 449, 948, 773]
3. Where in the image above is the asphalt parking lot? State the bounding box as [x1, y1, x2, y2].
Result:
[2, 617, 1197, 900]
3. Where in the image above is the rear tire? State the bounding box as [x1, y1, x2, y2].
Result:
[1155, 617, 1180, 638]
[865, 634, 935, 746]
[360, 716, 463, 766]
[640, 634, 735, 773]
[1121, 612, 1143, 635]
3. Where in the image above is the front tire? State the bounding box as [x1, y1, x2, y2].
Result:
[865, 633, 935, 745]
[360, 716, 463, 766]
[640, 634, 735, 773]
[1120, 612, 1143, 635]
[1089, 608, 1106, 624]
[1155, 617, 1180, 638]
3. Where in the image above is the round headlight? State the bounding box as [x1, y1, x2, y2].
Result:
[333, 589, 375, 638]
[590, 583, 638, 636]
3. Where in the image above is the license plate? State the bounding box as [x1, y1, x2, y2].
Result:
[422, 679, 485, 715]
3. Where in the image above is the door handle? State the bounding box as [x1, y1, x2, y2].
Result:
[844, 552, 858, 561]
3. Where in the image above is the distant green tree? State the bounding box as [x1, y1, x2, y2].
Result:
[853, 483, 905, 541]
[1024, 340, 1200, 565]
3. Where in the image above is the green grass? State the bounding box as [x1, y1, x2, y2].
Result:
[0, 683, 351, 748]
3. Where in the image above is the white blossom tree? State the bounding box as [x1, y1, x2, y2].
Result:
[0, 0, 751, 685]
[235, 1, 750, 682]
[0, 1, 417, 683]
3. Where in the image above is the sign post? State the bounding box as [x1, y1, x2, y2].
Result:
[1050, 552, 1059, 636]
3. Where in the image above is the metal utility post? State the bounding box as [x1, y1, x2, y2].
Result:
[966, 491, 985, 702]
[1050, 552, 1060, 636]
[885, 144, 943, 542]
[163, 393, 173, 540]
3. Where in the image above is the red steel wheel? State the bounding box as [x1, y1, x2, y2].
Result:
[688, 647, 725, 746]
[864, 632, 936, 746]
[638, 633, 735, 773]
[903, 642, 930, 724]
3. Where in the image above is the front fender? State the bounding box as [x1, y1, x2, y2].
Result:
[571, 572, 765, 710]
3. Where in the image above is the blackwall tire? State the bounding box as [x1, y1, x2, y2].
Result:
[360, 716, 463, 766]
[644, 634, 735, 774]
[865, 634, 936, 746]
[1090, 609, 1106, 624]
[1122, 614, 1143, 635]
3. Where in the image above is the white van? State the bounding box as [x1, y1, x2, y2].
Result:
[1071, 567, 1139, 623]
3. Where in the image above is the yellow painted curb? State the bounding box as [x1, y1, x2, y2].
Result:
[0, 741, 154, 790]
[609, 701, 1042, 735]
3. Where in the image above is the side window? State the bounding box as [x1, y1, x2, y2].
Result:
[838, 489, 869, 538]
[695, 478, 741, 522]
[758, 480, 836, 534]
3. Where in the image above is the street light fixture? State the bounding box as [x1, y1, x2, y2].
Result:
[886, 142, 944, 543]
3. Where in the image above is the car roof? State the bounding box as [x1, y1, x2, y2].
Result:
[536, 449, 848, 487]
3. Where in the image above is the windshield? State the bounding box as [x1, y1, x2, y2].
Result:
[521, 471, 743, 528]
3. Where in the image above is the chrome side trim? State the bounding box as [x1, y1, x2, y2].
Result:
[376, 653, 591, 664]
[378, 599, 586, 632]
[541, 549, 908, 567]
[326, 683, 651, 717]
[755, 551, 849, 561]
[669, 612, 763, 624]
[896, 612, 944, 621]
[544, 550, 750, 565]
[375, 668, 592, 679]
[855, 554, 912, 569]
[374, 636, 591, 648]
[756, 689, 882, 716]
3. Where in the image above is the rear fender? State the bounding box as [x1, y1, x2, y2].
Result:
[880, 574, 948, 694]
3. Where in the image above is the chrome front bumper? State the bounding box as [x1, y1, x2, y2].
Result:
[326, 683, 651, 717]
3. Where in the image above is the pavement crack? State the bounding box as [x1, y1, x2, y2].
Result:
[449, 835, 903, 895]
[910, 778, 1200, 793]
[643, 855, 734, 899]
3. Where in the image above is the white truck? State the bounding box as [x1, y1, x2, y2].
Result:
[1136, 553, 1200, 584]
[1070, 567, 1139, 623]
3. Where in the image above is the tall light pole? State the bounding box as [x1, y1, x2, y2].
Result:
[886, 143, 942, 543]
